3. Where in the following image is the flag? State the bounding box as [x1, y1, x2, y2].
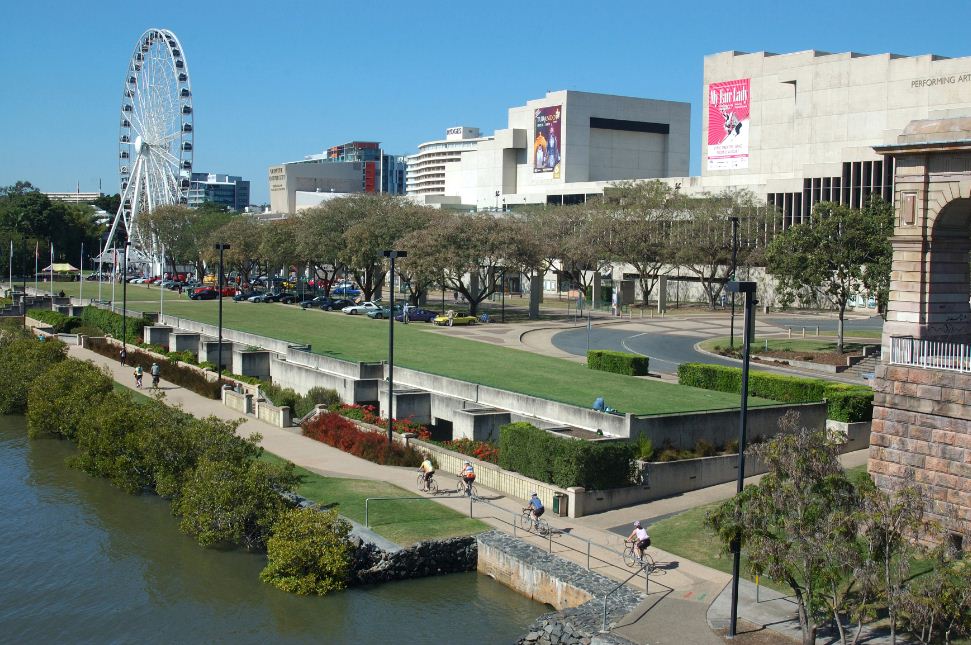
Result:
[35, 241, 38, 260]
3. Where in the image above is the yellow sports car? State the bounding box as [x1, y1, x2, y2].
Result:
[432, 310, 478, 326]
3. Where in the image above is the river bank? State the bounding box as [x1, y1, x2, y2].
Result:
[0, 415, 545, 643]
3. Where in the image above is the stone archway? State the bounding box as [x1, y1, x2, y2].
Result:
[870, 117, 971, 548]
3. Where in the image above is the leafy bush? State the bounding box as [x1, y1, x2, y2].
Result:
[336, 403, 431, 438]
[174, 457, 298, 551]
[73, 325, 104, 337]
[260, 381, 300, 411]
[587, 350, 650, 376]
[694, 439, 717, 457]
[498, 422, 637, 489]
[261, 507, 353, 595]
[294, 387, 341, 418]
[0, 332, 67, 413]
[86, 338, 222, 399]
[166, 350, 198, 365]
[436, 438, 500, 464]
[636, 436, 654, 461]
[80, 306, 148, 344]
[27, 308, 80, 333]
[677, 363, 873, 423]
[26, 358, 114, 440]
[302, 412, 425, 467]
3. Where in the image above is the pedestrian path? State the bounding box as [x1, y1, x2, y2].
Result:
[67, 343, 868, 644]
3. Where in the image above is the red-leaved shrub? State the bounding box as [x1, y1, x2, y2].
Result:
[336, 404, 431, 440]
[438, 438, 500, 464]
[302, 412, 425, 467]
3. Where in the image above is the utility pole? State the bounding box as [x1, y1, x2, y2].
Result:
[382, 250, 407, 444]
[214, 243, 231, 383]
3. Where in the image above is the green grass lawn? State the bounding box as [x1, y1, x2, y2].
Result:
[61, 281, 776, 416]
[261, 452, 489, 545]
[701, 337, 871, 354]
[112, 381, 154, 404]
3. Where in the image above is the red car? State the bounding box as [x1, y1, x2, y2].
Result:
[188, 286, 236, 300]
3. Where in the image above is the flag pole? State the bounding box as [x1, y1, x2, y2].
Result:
[8, 240, 12, 293]
[111, 246, 117, 313]
[34, 241, 38, 294]
[98, 242, 104, 302]
[50, 242, 54, 297]
[80, 242, 84, 303]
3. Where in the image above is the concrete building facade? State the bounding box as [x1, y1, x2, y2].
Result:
[407, 91, 691, 210]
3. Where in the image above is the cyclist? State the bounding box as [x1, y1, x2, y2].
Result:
[626, 521, 651, 563]
[417, 457, 435, 491]
[523, 492, 545, 529]
[459, 461, 476, 496]
[150, 362, 161, 388]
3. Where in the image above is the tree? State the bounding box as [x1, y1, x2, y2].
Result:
[174, 457, 298, 551]
[26, 358, 114, 440]
[260, 507, 353, 595]
[523, 203, 613, 296]
[0, 334, 67, 414]
[765, 199, 892, 352]
[203, 216, 263, 280]
[601, 180, 678, 305]
[142, 204, 233, 277]
[674, 190, 766, 309]
[294, 204, 351, 296]
[94, 193, 121, 215]
[900, 555, 971, 644]
[706, 413, 858, 645]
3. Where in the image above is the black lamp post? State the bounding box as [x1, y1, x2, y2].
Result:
[501, 267, 506, 323]
[122, 240, 130, 357]
[725, 279, 757, 639]
[214, 243, 231, 383]
[382, 250, 406, 445]
[728, 216, 740, 349]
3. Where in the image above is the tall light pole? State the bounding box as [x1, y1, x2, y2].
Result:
[382, 250, 406, 445]
[725, 279, 757, 639]
[728, 216, 740, 349]
[122, 240, 130, 356]
[214, 243, 231, 383]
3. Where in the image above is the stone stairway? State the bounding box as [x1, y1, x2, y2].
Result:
[846, 352, 881, 380]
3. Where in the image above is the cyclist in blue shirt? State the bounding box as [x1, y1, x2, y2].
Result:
[524, 492, 545, 529]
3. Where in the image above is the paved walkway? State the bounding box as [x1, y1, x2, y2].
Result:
[64, 342, 875, 644]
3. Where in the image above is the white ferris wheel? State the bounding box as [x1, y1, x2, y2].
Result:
[104, 28, 194, 260]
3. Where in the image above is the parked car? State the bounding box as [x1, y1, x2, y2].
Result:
[278, 292, 299, 304]
[233, 290, 255, 302]
[320, 297, 354, 311]
[247, 292, 272, 303]
[366, 304, 403, 320]
[331, 284, 362, 297]
[299, 295, 329, 309]
[394, 307, 438, 323]
[188, 287, 218, 300]
[433, 311, 478, 326]
[341, 301, 381, 315]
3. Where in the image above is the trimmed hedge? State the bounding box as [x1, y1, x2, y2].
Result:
[80, 306, 149, 344]
[498, 421, 637, 489]
[677, 363, 873, 423]
[28, 309, 81, 333]
[587, 350, 649, 376]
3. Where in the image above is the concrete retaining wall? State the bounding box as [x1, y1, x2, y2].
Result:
[233, 349, 271, 380]
[255, 398, 291, 427]
[223, 388, 252, 415]
[476, 531, 643, 639]
[629, 401, 828, 449]
[158, 314, 295, 355]
[269, 355, 376, 402]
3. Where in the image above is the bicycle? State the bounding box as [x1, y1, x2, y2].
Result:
[457, 477, 478, 498]
[623, 540, 656, 573]
[519, 508, 550, 536]
[416, 472, 438, 494]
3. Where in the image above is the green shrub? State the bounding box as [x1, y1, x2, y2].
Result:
[26, 358, 114, 440]
[166, 350, 198, 365]
[587, 350, 649, 376]
[498, 422, 636, 489]
[261, 381, 300, 411]
[80, 306, 148, 344]
[73, 325, 104, 337]
[676, 363, 873, 423]
[0, 333, 68, 413]
[27, 309, 81, 333]
[261, 507, 353, 595]
[636, 436, 654, 461]
[291, 387, 341, 419]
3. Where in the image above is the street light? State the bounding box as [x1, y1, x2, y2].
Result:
[382, 250, 407, 445]
[725, 279, 757, 639]
[728, 217, 740, 349]
[214, 243, 231, 383]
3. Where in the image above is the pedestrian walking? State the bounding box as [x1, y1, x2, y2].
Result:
[134, 365, 143, 388]
[119, 348, 127, 366]
[150, 361, 160, 388]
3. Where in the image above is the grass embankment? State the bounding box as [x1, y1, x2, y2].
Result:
[63, 282, 776, 416]
[700, 337, 871, 354]
[260, 452, 488, 546]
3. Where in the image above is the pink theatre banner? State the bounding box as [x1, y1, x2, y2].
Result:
[707, 78, 750, 170]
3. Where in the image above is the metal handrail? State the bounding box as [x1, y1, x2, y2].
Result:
[602, 564, 649, 633]
[890, 335, 971, 373]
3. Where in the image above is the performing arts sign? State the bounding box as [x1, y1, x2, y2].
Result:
[707, 78, 750, 170]
[534, 105, 562, 178]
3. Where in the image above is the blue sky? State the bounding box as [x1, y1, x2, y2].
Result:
[2, 0, 970, 204]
